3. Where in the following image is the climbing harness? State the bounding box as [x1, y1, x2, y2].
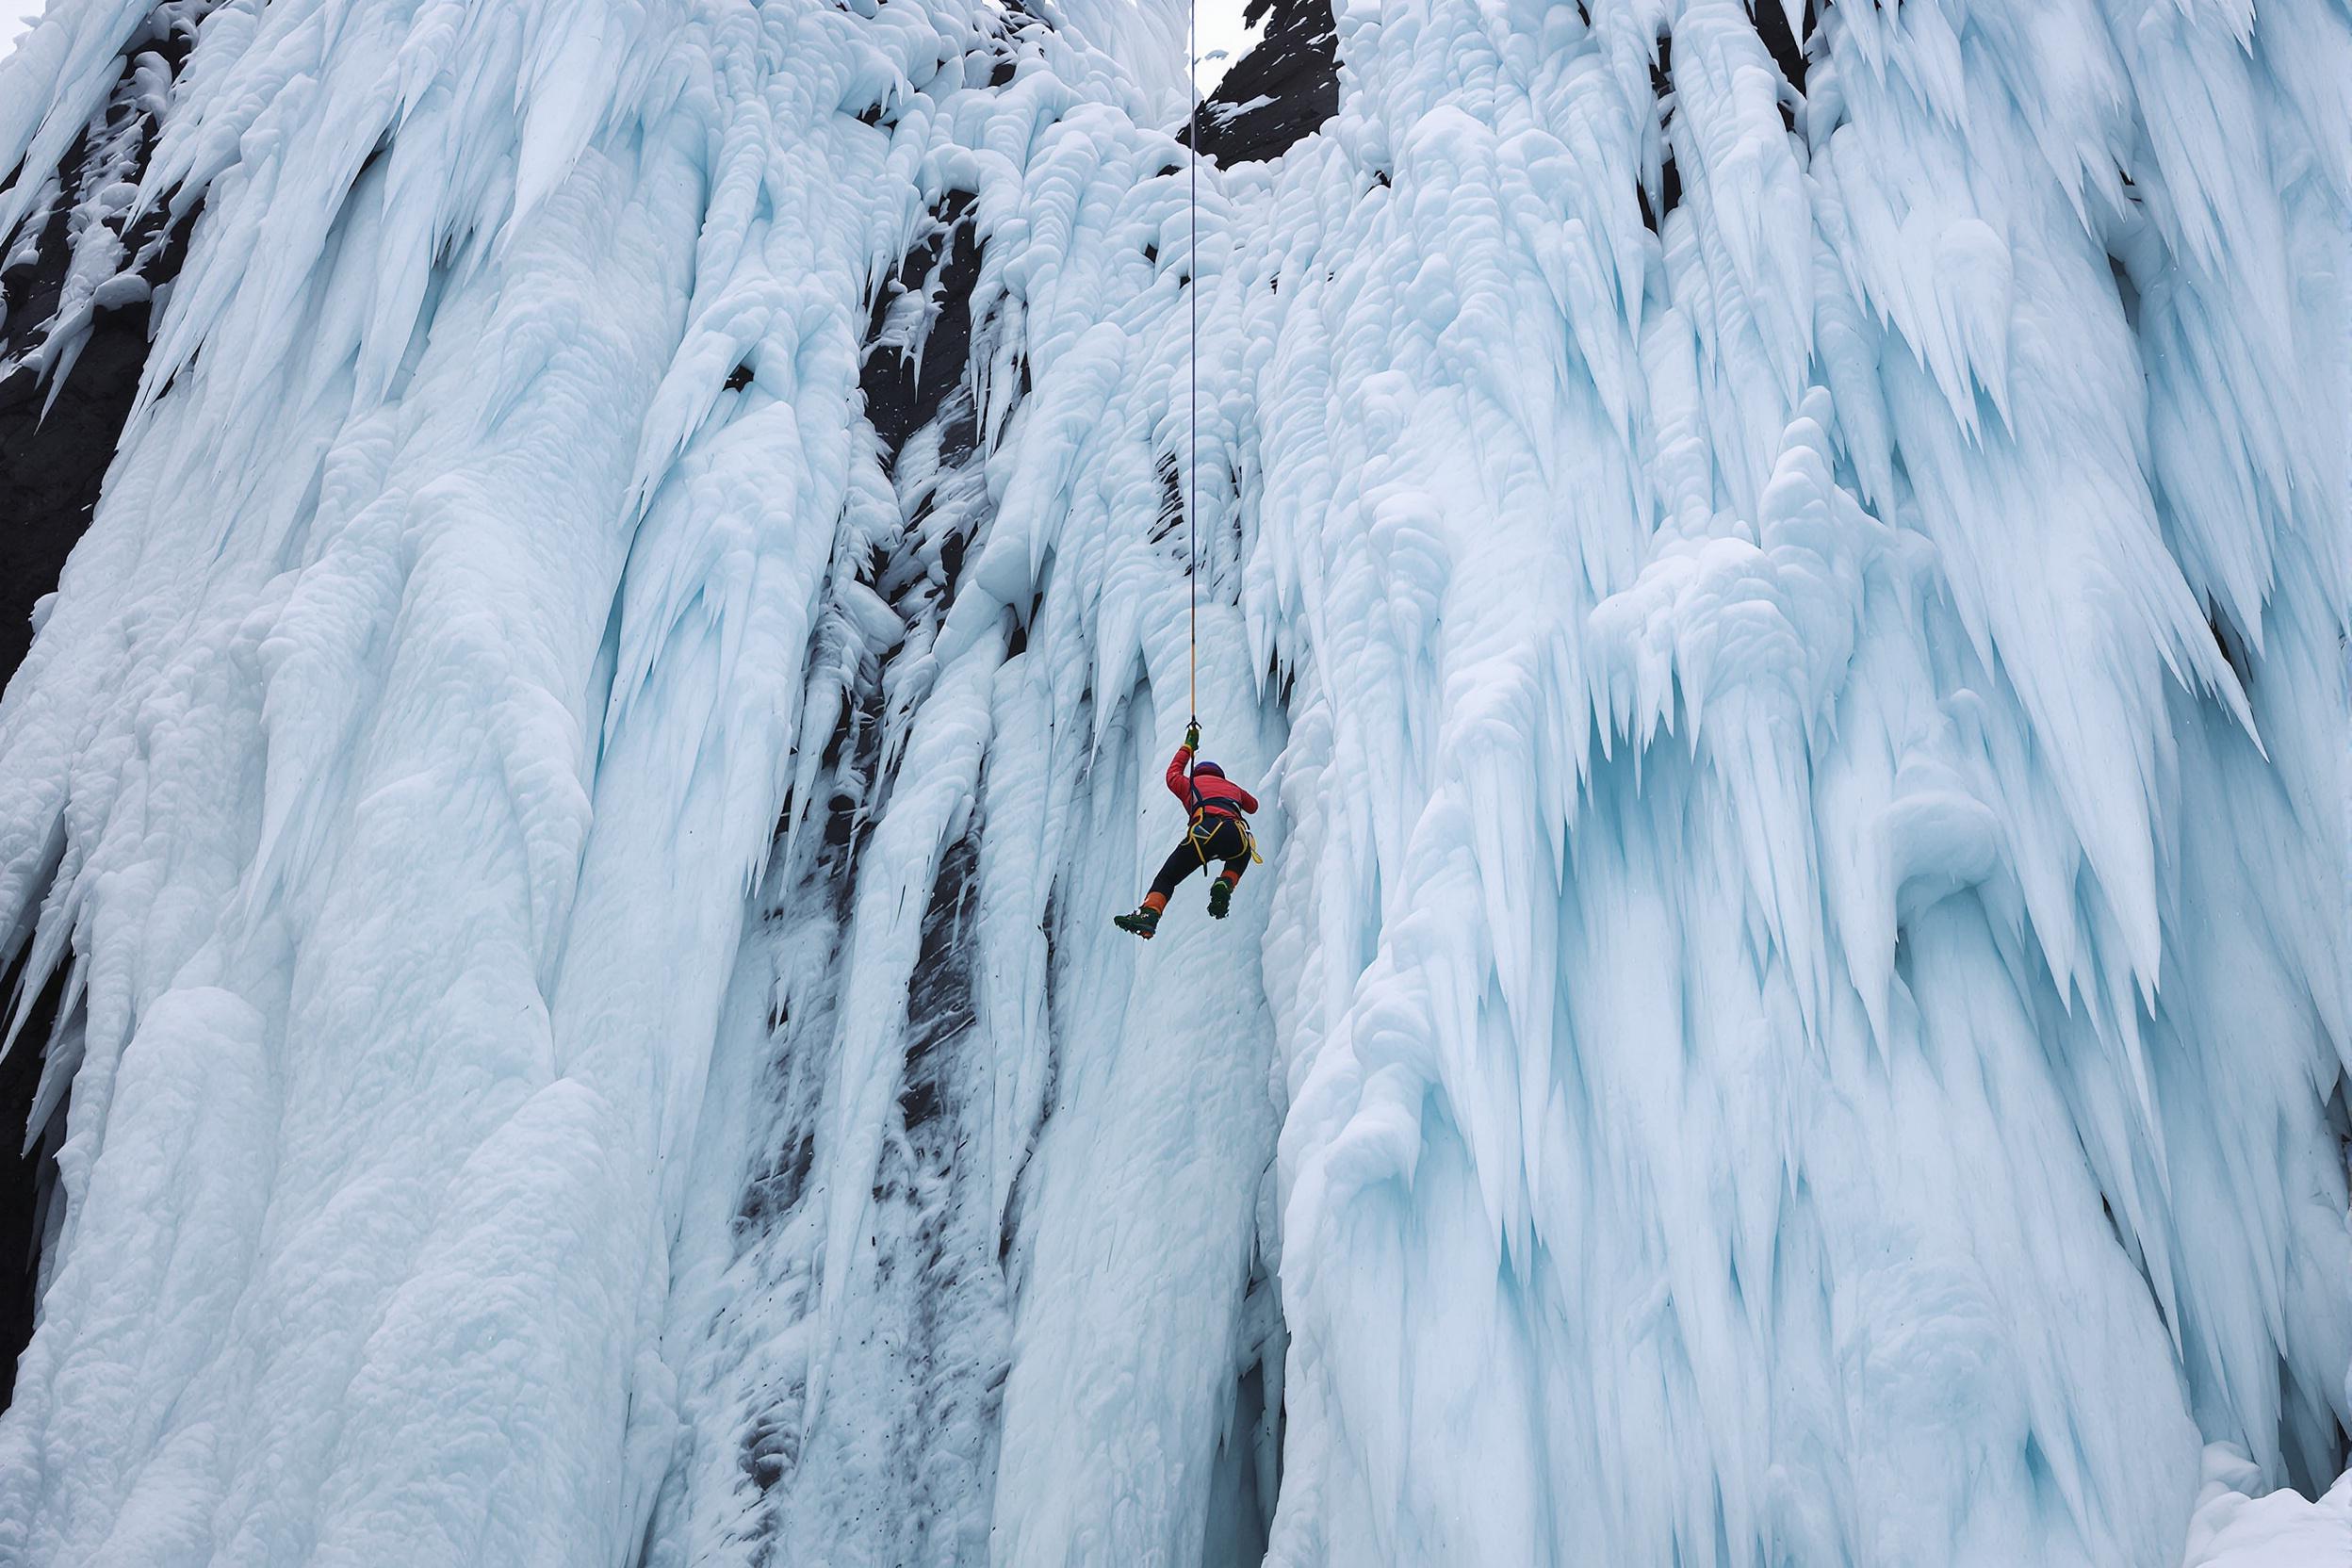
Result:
[1185, 794, 1262, 869]
[1186, 812, 1262, 870]
[1183, 747, 1261, 868]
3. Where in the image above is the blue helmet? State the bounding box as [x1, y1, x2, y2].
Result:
[1192, 760, 1225, 779]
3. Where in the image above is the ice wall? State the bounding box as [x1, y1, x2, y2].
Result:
[0, 1, 2343, 1566]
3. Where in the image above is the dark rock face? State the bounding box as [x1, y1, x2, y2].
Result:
[1751, 0, 1816, 97]
[1641, 29, 1679, 236]
[0, 971, 65, 1412]
[0, 6, 202, 1415]
[1185, 0, 1339, 167]
[1, 8, 200, 690]
[0, 237, 178, 682]
[860, 189, 986, 459]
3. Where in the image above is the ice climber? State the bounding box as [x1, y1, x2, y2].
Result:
[1113, 722, 1261, 939]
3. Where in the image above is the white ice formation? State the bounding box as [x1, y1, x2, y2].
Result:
[0, 0, 2344, 1564]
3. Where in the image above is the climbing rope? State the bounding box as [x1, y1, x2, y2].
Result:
[1187, 0, 1200, 731]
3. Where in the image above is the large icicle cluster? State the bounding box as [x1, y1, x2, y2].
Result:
[0, 0, 2344, 1565]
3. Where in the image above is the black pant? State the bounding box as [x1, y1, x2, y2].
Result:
[1149, 816, 1250, 900]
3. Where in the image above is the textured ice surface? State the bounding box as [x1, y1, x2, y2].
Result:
[0, 1, 2344, 1566]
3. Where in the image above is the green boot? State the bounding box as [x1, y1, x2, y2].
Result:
[1113, 900, 1164, 939]
[1207, 876, 1233, 919]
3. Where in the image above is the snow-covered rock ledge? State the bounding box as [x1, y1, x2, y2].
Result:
[2182, 1444, 2352, 1567]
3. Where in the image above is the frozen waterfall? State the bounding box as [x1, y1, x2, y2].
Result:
[0, 0, 2344, 1564]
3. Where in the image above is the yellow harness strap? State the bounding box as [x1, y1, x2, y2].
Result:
[1189, 809, 1263, 866]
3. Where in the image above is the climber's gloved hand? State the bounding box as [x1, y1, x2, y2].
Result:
[1184, 722, 1200, 751]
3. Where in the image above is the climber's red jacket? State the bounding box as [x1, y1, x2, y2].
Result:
[1167, 744, 1258, 820]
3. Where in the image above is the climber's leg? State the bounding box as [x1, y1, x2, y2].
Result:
[1113, 889, 1168, 939]
[1149, 838, 1207, 902]
[1115, 839, 1205, 939]
[1206, 823, 1248, 918]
